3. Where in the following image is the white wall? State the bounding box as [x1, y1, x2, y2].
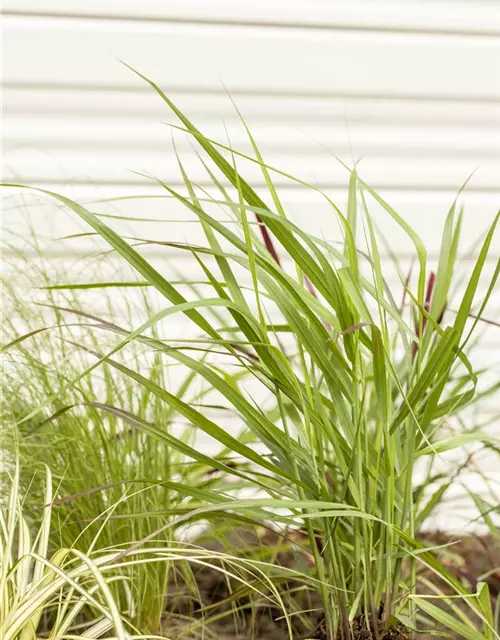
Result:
[2, 1, 500, 529]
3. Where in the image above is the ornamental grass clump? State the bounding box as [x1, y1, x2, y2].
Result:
[3, 66, 500, 639]
[0, 464, 132, 640]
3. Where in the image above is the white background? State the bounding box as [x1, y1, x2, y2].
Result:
[2, 1, 500, 530]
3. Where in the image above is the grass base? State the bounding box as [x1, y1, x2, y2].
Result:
[157, 528, 499, 639]
[336, 616, 412, 640]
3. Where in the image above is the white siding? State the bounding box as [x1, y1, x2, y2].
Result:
[2, 1, 500, 527]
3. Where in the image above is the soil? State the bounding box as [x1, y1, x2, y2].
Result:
[161, 528, 500, 639]
[417, 531, 500, 639]
[341, 615, 412, 640]
[419, 531, 500, 595]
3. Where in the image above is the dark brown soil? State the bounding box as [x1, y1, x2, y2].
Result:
[161, 528, 499, 639]
[344, 615, 412, 640]
[417, 531, 500, 639]
[419, 531, 500, 596]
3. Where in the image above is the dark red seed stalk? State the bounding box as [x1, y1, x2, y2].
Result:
[412, 271, 436, 362]
[254, 214, 332, 329]
[255, 214, 281, 266]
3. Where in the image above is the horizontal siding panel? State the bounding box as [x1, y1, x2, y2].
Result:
[4, 16, 500, 101]
[3, 186, 500, 255]
[5, 1, 500, 36]
[3, 247, 499, 290]
[5, 88, 500, 128]
[5, 118, 500, 158]
[4, 251, 499, 353]
[4, 149, 500, 192]
[4, 235, 499, 347]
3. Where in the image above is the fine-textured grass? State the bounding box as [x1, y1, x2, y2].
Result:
[0, 463, 131, 640]
[2, 66, 500, 638]
[1, 456, 294, 639]
[1, 249, 246, 635]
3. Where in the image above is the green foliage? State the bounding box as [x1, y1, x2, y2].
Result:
[2, 67, 500, 638]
